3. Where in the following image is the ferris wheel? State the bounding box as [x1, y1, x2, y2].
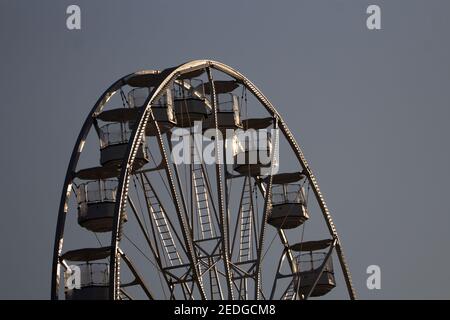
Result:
[51, 60, 356, 300]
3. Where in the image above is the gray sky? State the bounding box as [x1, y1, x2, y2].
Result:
[1, 0, 450, 299]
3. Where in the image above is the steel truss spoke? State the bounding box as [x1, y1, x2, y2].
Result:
[254, 119, 279, 299]
[206, 67, 234, 300]
[152, 116, 207, 299]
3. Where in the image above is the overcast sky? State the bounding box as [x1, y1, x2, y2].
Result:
[1, 0, 450, 299]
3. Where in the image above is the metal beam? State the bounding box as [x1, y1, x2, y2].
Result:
[206, 67, 234, 300]
[119, 249, 155, 300]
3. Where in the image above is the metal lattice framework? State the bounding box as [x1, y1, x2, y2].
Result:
[51, 60, 356, 300]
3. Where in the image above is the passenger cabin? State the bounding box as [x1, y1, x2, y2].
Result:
[173, 78, 209, 127]
[97, 70, 176, 136]
[96, 72, 179, 168]
[127, 87, 177, 135]
[63, 247, 111, 300]
[292, 239, 336, 298]
[203, 81, 242, 131]
[74, 166, 126, 233]
[267, 172, 309, 229]
[233, 117, 276, 176]
[98, 121, 149, 169]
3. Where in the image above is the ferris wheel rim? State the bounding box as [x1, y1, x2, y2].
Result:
[51, 59, 356, 300]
